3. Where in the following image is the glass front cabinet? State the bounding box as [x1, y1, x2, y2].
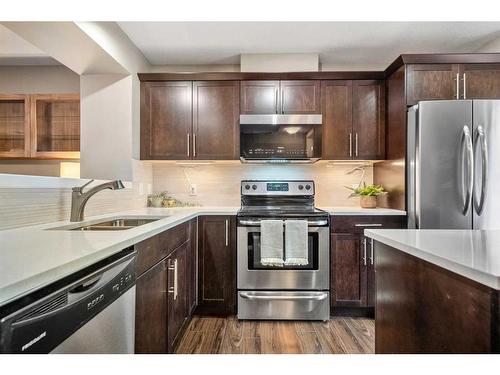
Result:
[0, 93, 80, 159]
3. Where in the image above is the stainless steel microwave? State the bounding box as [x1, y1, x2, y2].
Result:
[239, 114, 323, 164]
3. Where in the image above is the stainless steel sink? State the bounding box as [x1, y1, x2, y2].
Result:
[48, 216, 168, 231]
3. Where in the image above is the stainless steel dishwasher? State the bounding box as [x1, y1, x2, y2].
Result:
[0, 249, 136, 354]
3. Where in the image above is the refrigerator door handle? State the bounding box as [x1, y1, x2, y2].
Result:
[460, 125, 474, 215]
[474, 126, 488, 215]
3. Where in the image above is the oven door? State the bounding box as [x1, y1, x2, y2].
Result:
[237, 220, 329, 290]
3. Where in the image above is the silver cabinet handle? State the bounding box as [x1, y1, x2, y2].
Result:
[370, 238, 374, 265]
[355, 133, 359, 157]
[281, 89, 284, 114]
[460, 125, 474, 215]
[225, 219, 229, 246]
[187, 133, 190, 157]
[463, 73, 467, 99]
[474, 125, 488, 215]
[240, 292, 328, 301]
[168, 259, 178, 300]
[355, 223, 382, 227]
[349, 133, 353, 157]
[193, 133, 196, 158]
[275, 89, 279, 114]
[455, 73, 460, 100]
[362, 238, 367, 266]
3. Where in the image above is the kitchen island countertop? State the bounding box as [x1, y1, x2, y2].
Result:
[365, 229, 500, 289]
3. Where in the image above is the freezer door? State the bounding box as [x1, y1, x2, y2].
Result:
[473, 100, 500, 229]
[415, 100, 473, 229]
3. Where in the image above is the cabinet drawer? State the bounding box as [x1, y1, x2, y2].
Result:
[330, 215, 406, 234]
[136, 221, 191, 275]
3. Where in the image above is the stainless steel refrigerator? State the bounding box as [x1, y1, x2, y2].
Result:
[408, 100, 500, 230]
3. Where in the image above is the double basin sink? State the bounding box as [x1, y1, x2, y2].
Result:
[49, 216, 169, 231]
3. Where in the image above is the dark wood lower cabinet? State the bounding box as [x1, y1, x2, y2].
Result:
[166, 242, 188, 353]
[187, 219, 198, 315]
[135, 259, 167, 354]
[375, 242, 498, 353]
[330, 215, 406, 315]
[135, 220, 198, 353]
[197, 215, 236, 316]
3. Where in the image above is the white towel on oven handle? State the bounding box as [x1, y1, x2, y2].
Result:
[260, 219, 284, 267]
[284, 220, 309, 266]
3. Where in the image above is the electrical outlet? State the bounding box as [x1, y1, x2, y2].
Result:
[190, 184, 197, 196]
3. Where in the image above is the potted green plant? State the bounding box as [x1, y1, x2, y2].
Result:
[346, 183, 387, 208]
[148, 192, 168, 208]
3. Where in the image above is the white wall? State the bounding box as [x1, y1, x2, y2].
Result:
[80, 74, 134, 181]
[0, 65, 79, 94]
[240, 53, 319, 72]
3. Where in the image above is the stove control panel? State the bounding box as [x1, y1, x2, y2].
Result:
[241, 180, 315, 196]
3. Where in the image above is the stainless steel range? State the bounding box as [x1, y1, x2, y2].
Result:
[237, 180, 330, 321]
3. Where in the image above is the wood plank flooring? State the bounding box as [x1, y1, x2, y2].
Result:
[176, 316, 374, 354]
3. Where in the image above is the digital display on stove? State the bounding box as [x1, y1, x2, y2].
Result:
[266, 183, 289, 192]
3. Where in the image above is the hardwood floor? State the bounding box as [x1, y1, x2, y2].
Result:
[176, 316, 374, 354]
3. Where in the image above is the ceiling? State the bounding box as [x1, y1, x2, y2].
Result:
[118, 22, 500, 69]
[0, 24, 60, 65]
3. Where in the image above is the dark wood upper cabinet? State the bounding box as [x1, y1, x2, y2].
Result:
[135, 259, 167, 354]
[197, 215, 236, 316]
[353, 80, 385, 160]
[166, 242, 188, 353]
[240, 80, 320, 114]
[280, 80, 321, 114]
[140, 81, 192, 160]
[192, 81, 240, 159]
[406, 64, 459, 106]
[322, 80, 384, 160]
[240, 80, 280, 114]
[321, 80, 353, 159]
[460, 63, 500, 99]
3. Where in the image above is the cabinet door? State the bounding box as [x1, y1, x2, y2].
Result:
[280, 80, 321, 114]
[141, 81, 192, 160]
[30, 94, 80, 159]
[331, 233, 367, 307]
[321, 80, 353, 159]
[240, 81, 280, 114]
[461, 64, 500, 99]
[187, 219, 198, 315]
[352, 80, 385, 160]
[192, 81, 240, 159]
[197, 215, 236, 315]
[0, 94, 30, 158]
[135, 260, 167, 353]
[406, 64, 459, 106]
[366, 237, 376, 308]
[167, 242, 188, 353]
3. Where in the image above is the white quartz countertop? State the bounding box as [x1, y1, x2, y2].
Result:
[321, 207, 405, 216]
[365, 229, 500, 289]
[0, 205, 405, 308]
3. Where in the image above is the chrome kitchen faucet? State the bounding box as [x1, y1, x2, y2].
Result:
[70, 179, 125, 222]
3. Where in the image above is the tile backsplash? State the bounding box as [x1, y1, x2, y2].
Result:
[0, 160, 374, 230]
[0, 161, 153, 230]
[152, 161, 373, 207]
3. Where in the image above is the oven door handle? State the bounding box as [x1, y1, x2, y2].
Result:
[238, 219, 328, 227]
[239, 292, 328, 301]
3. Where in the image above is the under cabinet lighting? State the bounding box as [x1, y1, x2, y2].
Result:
[60, 162, 80, 178]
